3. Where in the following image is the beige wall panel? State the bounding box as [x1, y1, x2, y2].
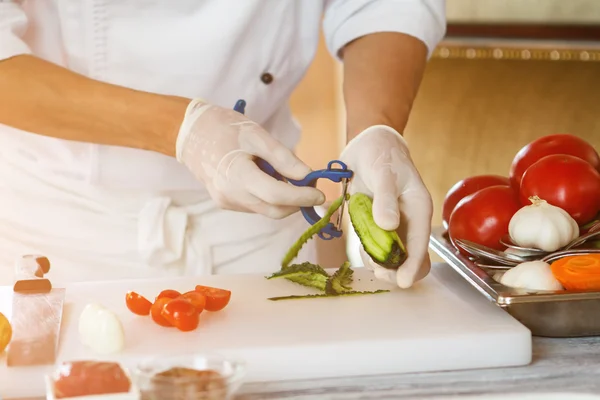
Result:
[289, 34, 346, 268]
[446, 0, 600, 24]
[290, 35, 343, 202]
[404, 58, 600, 260]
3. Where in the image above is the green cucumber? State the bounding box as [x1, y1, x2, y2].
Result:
[348, 192, 407, 269]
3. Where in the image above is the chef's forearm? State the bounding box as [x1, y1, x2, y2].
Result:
[341, 32, 429, 141]
[0, 55, 188, 156]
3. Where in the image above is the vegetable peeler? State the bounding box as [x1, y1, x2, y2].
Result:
[233, 99, 353, 240]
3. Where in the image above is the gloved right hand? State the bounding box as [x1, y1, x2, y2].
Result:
[175, 99, 325, 219]
[340, 125, 433, 288]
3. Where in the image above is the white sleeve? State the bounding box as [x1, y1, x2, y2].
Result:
[0, 1, 33, 61]
[323, 0, 446, 60]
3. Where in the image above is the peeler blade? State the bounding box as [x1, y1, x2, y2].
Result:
[336, 178, 349, 230]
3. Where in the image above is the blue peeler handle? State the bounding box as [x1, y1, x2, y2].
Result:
[233, 99, 353, 240]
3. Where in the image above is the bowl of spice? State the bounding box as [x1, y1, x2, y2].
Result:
[132, 353, 246, 400]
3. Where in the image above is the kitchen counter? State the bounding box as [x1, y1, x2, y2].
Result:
[237, 333, 600, 399]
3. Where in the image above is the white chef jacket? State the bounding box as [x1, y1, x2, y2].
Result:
[0, 0, 446, 284]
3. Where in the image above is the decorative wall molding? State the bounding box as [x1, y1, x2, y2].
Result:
[433, 42, 600, 62]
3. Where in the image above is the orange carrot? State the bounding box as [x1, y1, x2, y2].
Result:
[550, 254, 600, 291]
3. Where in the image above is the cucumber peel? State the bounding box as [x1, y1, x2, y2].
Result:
[268, 289, 389, 301]
[266, 262, 329, 291]
[280, 194, 347, 269]
[267, 260, 388, 301]
[348, 192, 407, 269]
[267, 192, 394, 301]
[325, 261, 353, 295]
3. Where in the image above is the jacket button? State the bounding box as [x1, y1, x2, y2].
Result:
[261, 72, 274, 85]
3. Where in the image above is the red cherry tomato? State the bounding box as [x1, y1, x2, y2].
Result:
[125, 291, 152, 316]
[150, 297, 173, 327]
[520, 154, 600, 225]
[509, 134, 600, 190]
[448, 185, 522, 255]
[194, 285, 231, 312]
[442, 175, 510, 228]
[155, 289, 181, 301]
[182, 291, 206, 313]
[161, 298, 200, 332]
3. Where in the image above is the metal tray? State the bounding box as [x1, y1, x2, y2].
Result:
[429, 226, 600, 338]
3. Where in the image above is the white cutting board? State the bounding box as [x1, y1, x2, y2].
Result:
[0, 263, 532, 399]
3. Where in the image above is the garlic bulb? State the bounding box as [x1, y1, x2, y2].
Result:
[492, 271, 505, 283]
[499, 260, 563, 291]
[78, 303, 103, 345]
[78, 303, 125, 354]
[508, 196, 579, 252]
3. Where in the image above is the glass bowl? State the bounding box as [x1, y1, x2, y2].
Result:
[131, 352, 246, 400]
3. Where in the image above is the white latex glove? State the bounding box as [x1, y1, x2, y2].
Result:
[175, 99, 325, 219]
[340, 125, 433, 288]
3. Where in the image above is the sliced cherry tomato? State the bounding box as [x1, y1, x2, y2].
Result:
[125, 291, 152, 316]
[448, 185, 522, 255]
[442, 175, 510, 228]
[155, 289, 181, 301]
[520, 154, 600, 225]
[150, 297, 173, 327]
[194, 285, 231, 312]
[161, 298, 200, 332]
[509, 133, 600, 190]
[182, 291, 206, 313]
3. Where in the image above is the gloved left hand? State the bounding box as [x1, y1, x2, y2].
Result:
[175, 98, 325, 219]
[340, 125, 433, 288]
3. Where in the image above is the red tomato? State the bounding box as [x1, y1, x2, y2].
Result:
[520, 154, 600, 225]
[182, 291, 206, 313]
[125, 291, 152, 316]
[442, 175, 510, 228]
[509, 134, 600, 190]
[150, 297, 173, 327]
[448, 185, 522, 254]
[194, 285, 231, 312]
[161, 298, 200, 332]
[155, 289, 181, 301]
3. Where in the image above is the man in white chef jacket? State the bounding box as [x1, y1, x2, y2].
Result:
[0, 1, 445, 288]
